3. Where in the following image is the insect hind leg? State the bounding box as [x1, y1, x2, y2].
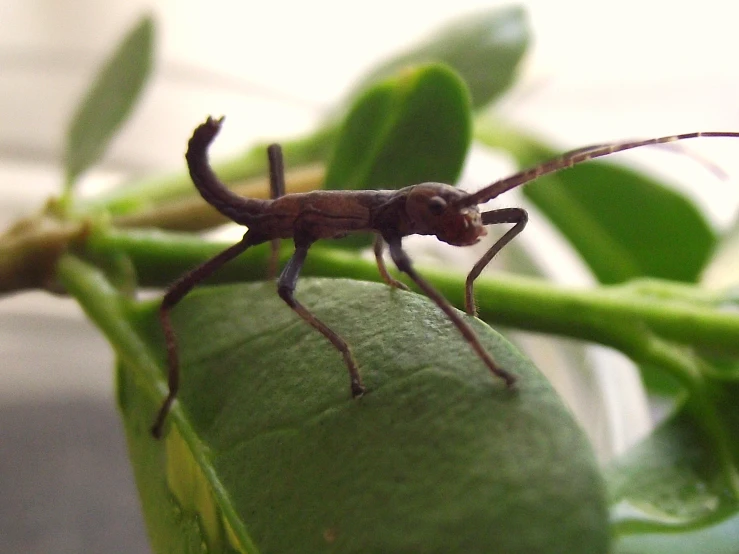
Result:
[152, 232, 263, 438]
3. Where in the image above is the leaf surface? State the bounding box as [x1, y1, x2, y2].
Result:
[120, 279, 609, 553]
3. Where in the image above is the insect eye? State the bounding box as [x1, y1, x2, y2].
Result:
[428, 196, 447, 215]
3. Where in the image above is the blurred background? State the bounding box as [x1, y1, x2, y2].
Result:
[2, 0, 739, 551]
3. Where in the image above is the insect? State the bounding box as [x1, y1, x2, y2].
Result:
[150, 116, 739, 438]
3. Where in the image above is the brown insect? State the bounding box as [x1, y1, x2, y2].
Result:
[151, 116, 739, 438]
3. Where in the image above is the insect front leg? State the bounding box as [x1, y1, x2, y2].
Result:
[465, 208, 528, 316]
[373, 235, 409, 291]
[277, 238, 366, 397]
[385, 237, 516, 387]
[151, 232, 264, 439]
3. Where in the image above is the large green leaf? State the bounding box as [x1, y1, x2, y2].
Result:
[324, 63, 471, 192]
[119, 279, 608, 553]
[64, 15, 154, 188]
[476, 122, 716, 284]
[348, 6, 529, 110]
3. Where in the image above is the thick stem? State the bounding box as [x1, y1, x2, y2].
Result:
[84, 227, 739, 362]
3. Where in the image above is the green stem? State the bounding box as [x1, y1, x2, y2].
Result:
[84, 227, 739, 363]
[618, 278, 725, 307]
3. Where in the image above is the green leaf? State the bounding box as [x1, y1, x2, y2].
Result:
[607, 384, 739, 554]
[476, 121, 716, 284]
[64, 15, 154, 188]
[120, 279, 609, 554]
[325, 63, 471, 192]
[348, 6, 529, 110]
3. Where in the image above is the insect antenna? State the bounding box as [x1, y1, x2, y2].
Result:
[457, 131, 739, 207]
[560, 141, 729, 181]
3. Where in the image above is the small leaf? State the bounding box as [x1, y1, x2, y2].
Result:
[64, 15, 155, 188]
[121, 279, 609, 554]
[476, 122, 716, 283]
[349, 6, 529, 110]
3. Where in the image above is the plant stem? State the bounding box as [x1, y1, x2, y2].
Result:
[0, 215, 86, 293]
[84, 227, 739, 361]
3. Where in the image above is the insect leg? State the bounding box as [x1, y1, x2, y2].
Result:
[373, 235, 409, 290]
[385, 237, 516, 387]
[151, 232, 264, 439]
[465, 208, 528, 316]
[267, 144, 285, 279]
[277, 241, 365, 397]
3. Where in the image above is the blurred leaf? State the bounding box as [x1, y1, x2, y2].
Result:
[121, 279, 609, 554]
[476, 122, 716, 283]
[608, 383, 739, 553]
[64, 15, 154, 188]
[349, 6, 529, 110]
